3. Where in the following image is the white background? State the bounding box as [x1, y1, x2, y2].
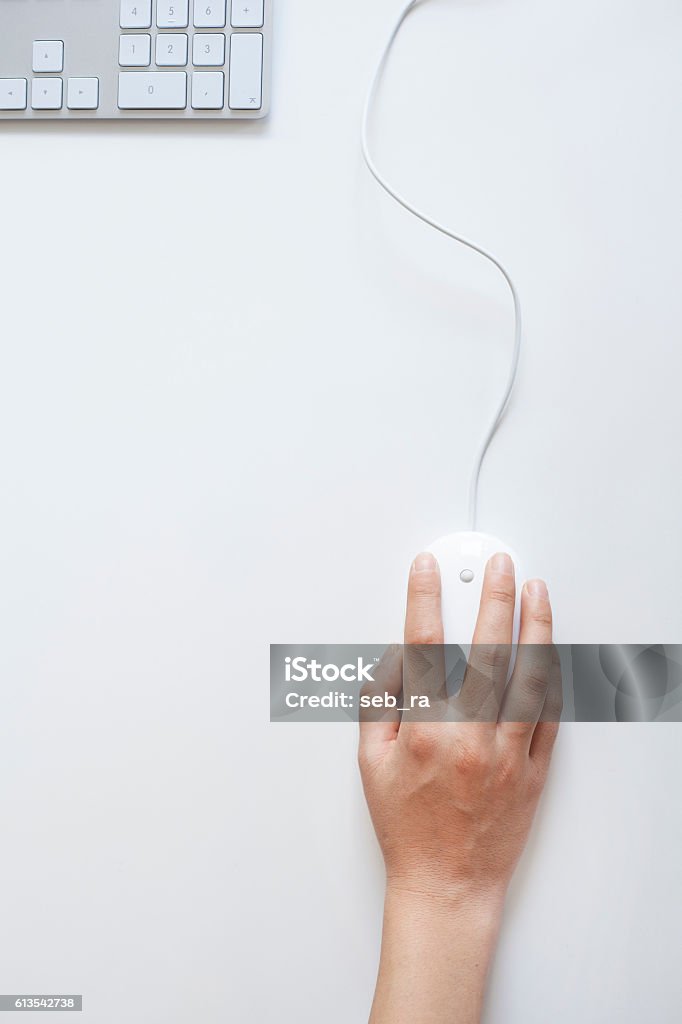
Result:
[1, 0, 681, 1021]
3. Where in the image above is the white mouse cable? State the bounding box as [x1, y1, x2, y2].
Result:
[361, 0, 523, 532]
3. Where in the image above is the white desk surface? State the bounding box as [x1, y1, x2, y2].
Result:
[1, 1, 681, 1021]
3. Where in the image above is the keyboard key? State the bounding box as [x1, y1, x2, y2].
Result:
[119, 34, 151, 67]
[156, 34, 188, 66]
[67, 77, 99, 110]
[192, 70, 224, 108]
[120, 0, 152, 29]
[157, 0, 189, 29]
[0, 79, 27, 111]
[231, 0, 263, 28]
[31, 78, 63, 110]
[193, 0, 226, 28]
[192, 33, 225, 66]
[229, 32, 262, 109]
[118, 71, 187, 109]
[33, 40, 64, 74]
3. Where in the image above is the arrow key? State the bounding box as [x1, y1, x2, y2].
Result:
[33, 40, 64, 73]
[0, 79, 28, 111]
[31, 77, 63, 110]
[67, 77, 99, 110]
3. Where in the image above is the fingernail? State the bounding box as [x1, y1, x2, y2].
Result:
[413, 552, 438, 574]
[490, 552, 514, 575]
[526, 579, 549, 598]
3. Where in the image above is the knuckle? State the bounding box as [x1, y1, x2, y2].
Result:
[404, 725, 439, 761]
[523, 669, 549, 699]
[497, 751, 522, 786]
[487, 585, 515, 608]
[408, 629, 443, 647]
[410, 574, 441, 599]
[455, 736, 491, 776]
[481, 643, 507, 667]
[474, 644, 509, 675]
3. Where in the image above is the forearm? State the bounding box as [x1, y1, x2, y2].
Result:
[369, 885, 504, 1024]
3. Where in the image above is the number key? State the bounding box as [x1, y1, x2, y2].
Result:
[193, 0, 226, 29]
[156, 34, 189, 66]
[192, 34, 225, 66]
[120, 0, 152, 29]
[119, 34, 151, 67]
[157, 0, 189, 29]
[118, 72, 187, 109]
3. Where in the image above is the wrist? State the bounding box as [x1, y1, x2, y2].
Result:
[384, 874, 507, 928]
[371, 878, 505, 1024]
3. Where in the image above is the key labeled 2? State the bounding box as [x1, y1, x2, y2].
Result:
[156, 34, 189, 66]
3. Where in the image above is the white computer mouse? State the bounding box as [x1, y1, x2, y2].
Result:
[427, 531, 523, 648]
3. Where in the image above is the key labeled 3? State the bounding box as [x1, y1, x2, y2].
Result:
[192, 34, 225, 66]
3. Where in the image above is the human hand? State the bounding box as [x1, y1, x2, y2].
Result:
[359, 551, 562, 1023]
[360, 550, 561, 904]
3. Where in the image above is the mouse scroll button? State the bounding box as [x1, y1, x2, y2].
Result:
[460, 569, 475, 584]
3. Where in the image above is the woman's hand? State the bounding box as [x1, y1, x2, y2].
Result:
[359, 551, 561, 1024]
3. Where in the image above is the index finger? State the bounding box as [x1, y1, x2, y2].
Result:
[402, 552, 446, 719]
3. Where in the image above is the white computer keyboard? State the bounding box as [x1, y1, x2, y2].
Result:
[0, 0, 272, 120]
